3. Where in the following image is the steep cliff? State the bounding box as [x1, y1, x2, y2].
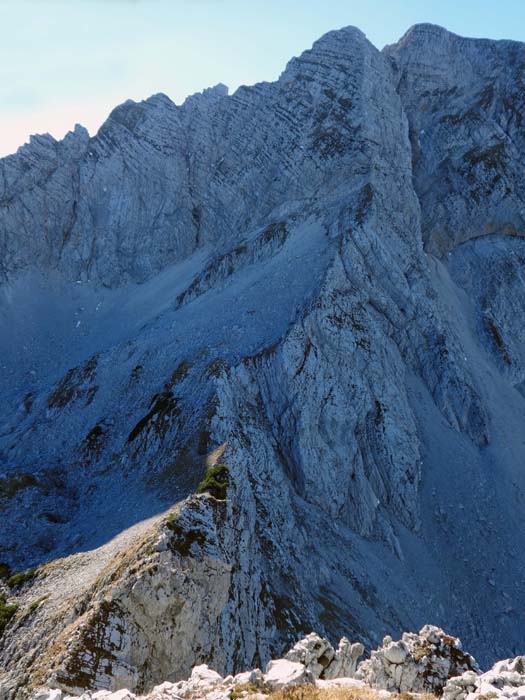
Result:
[0, 23, 524, 700]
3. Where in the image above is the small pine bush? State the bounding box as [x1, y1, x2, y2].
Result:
[28, 595, 48, 613]
[0, 594, 18, 637]
[6, 568, 36, 589]
[196, 464, 230, 500]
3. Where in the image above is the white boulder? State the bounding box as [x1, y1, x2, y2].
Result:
[264, 659, 312, 689]
[31, 690, 63, 700]
[383, 642, 408, 665]
[443, 656, 525, 700]
[91, 692, 113, 700]
[104, 691, 136, 700]
[232, 669, 264, 687]
[189, 665, 223, 686]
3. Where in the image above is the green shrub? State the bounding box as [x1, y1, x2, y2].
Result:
[0, 563, 11, 579]
[6, 568, 36, 589]
[196, 464, 230, 500]
[28, 595, 48, 613]
[0, 594, 18, 637]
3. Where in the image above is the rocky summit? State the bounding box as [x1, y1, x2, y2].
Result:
[0, 21, 524, 700]
[28, 627, 525, 700]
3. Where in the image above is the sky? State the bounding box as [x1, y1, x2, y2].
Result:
[1, 0, 525, 157]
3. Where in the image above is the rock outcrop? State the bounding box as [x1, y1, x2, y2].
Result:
[1, 21, 525, 700]
[27, 627, 523, 700]
[356, 625, 478, 693]
[284, 633, 364, 680]
[444, 656, 525, 700]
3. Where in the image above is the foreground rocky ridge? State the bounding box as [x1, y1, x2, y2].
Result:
[1, 21, 525, 700]
[31, 627, 524, 700]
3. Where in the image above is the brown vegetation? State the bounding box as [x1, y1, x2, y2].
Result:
[234, 685, 437, 700]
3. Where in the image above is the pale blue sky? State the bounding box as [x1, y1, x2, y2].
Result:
[1, 0, 524, 156]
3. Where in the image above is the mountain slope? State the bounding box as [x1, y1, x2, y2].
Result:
[0, 23, 524, 699]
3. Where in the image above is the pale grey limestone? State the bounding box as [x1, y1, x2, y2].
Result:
[356, 625, 478, 693]
[323, 639, 365, 680]
[284, 633, 335, 678]
[28, 628, 520, 700]
[263, 660, 312, 689]
[1, 21, 525, 700]
[443, 657, 525, 700]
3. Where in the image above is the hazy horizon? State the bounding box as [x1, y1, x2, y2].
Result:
[1, 0, 525, 157]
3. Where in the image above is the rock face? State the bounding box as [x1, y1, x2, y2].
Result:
[1, 21, 525, 700]
[384, 24, 525, 259]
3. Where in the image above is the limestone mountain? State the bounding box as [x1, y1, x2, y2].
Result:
[0, 22, 524, 699]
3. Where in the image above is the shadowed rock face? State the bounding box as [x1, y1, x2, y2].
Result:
[0, 23, 524, 699]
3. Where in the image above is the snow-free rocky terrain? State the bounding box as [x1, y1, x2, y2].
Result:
[0, 21, 524, 699]
[28, 626, 525, 700]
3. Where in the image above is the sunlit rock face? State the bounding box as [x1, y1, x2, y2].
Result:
[0, 22, 524, 700]
[384, 23, 525, 258]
